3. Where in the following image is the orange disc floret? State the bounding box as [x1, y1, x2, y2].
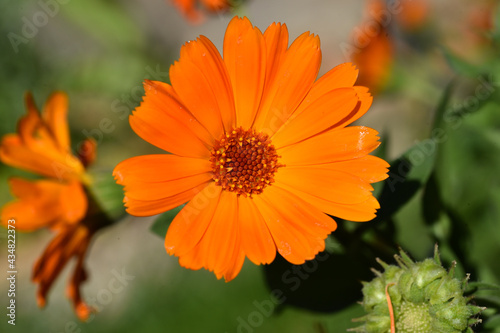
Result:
[210, 127, 283, 197]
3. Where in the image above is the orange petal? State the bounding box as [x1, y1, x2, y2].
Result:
[19, 92, 70, 157]
[223, 16, 266, 129]
[19, 93, 54, 148]
[262, 22, 289, 92]
[272, 87, 359, 148]
[263, 185, 337, 234]
[170, 55, 225, 140]
[275, 167, 374, 205]
[124, 182, 210, 217]
[142, 80, 214, 146]
[178, 242, 204, 271]
[2, 178, 48, 228]
[8, 176, 38, 198]
[42, 92, 70, 151]
[1, 198, 53, 231]
[221, 243, 245, 282]
[275, 183, 380, 222]
[334, 86, 373, 129]
[260, 186, 335, 255]
[1, 178, 87, 231]
[171, 188, 246, 281]
[0, 134, 84, 181]
[238, 196, 276, 265]
[203, 191, 240, 279]
[253, 31, 322, 136]
[130, 89, 212, 159]
[130, 113, 210, 159]
[312, 155, 389, 183]
[296, 63, 359, 114]
[278, 126, 381, 166]
[32, 224, 93, 319]
[114, 154, 213, 215]
[253, 193, 315, 265]
[123, 173, 212, 201]
[180, 36, 236, 132]
[60, 181, 88, 224]
[165, 183, 221, 256]
[113, 154, 211, 184]
[66, 240, 94, 321]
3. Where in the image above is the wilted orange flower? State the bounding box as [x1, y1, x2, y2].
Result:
[170, 0, 231, 23]
[351, 0, 394, 94]
[114, 16, 389, 281]
[0, 92, 98, 320]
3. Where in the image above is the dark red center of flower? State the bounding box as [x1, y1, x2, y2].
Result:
[210, 127, 283, 197]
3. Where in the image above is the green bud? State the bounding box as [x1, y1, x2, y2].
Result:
[350, 246, 484, 333]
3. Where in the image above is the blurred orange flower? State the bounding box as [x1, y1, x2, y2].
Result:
[114, 16, 389, 281]
[467, 1, 497, 45]
[397, 0, 429, 31]
[0, 92, 98, 320]
[170, 0, 231, 23]
[351, 0, 394, 94]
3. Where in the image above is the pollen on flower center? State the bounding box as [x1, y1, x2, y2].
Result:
[210, 127, 283, 197]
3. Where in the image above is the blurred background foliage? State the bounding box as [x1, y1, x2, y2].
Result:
[1, 0, 500, 332]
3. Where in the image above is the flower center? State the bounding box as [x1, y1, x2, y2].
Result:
[210, 127, 283, 197]
[396, 301, 432, 333]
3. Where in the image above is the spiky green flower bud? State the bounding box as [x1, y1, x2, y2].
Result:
[350, 246, 484, 333]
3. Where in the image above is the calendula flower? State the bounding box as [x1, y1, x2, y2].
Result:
[113, 16, 389, 281]
[0, 92, 101, 320]
[170, 0, 231, 23]
[396, 0, 429, 31]
[467, 1, 497, 45]
[351, 0, 394, 94]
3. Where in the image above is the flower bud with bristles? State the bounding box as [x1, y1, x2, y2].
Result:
[350, 246, 484, 333]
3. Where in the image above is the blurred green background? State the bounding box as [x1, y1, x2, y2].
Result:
[1, 0, 500, 332]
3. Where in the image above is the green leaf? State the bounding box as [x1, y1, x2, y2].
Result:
[263, 250, 375, 313]
[150, 205, 184, 238]
[374, 131, 437, 221]
[88, 170, 126, 221]
[323, 303, 366, 332]
[433, 98, 500, 286]
[432, 80, 456, 132]
[375, 81, 454, 221]
[484, 314, 500, 332]
[467, 281, 500, 292]
[440, 47, 481, 77]
[422, 172, 443, 226]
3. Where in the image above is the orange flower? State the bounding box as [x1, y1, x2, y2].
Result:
[0, 92, 98, 320]
[351, 0, 394, 94]
[467, 1, 497, 45]
[113, 16, 389, 281]
[170, 0, 231, 23]
[396, 0, 429, 31]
